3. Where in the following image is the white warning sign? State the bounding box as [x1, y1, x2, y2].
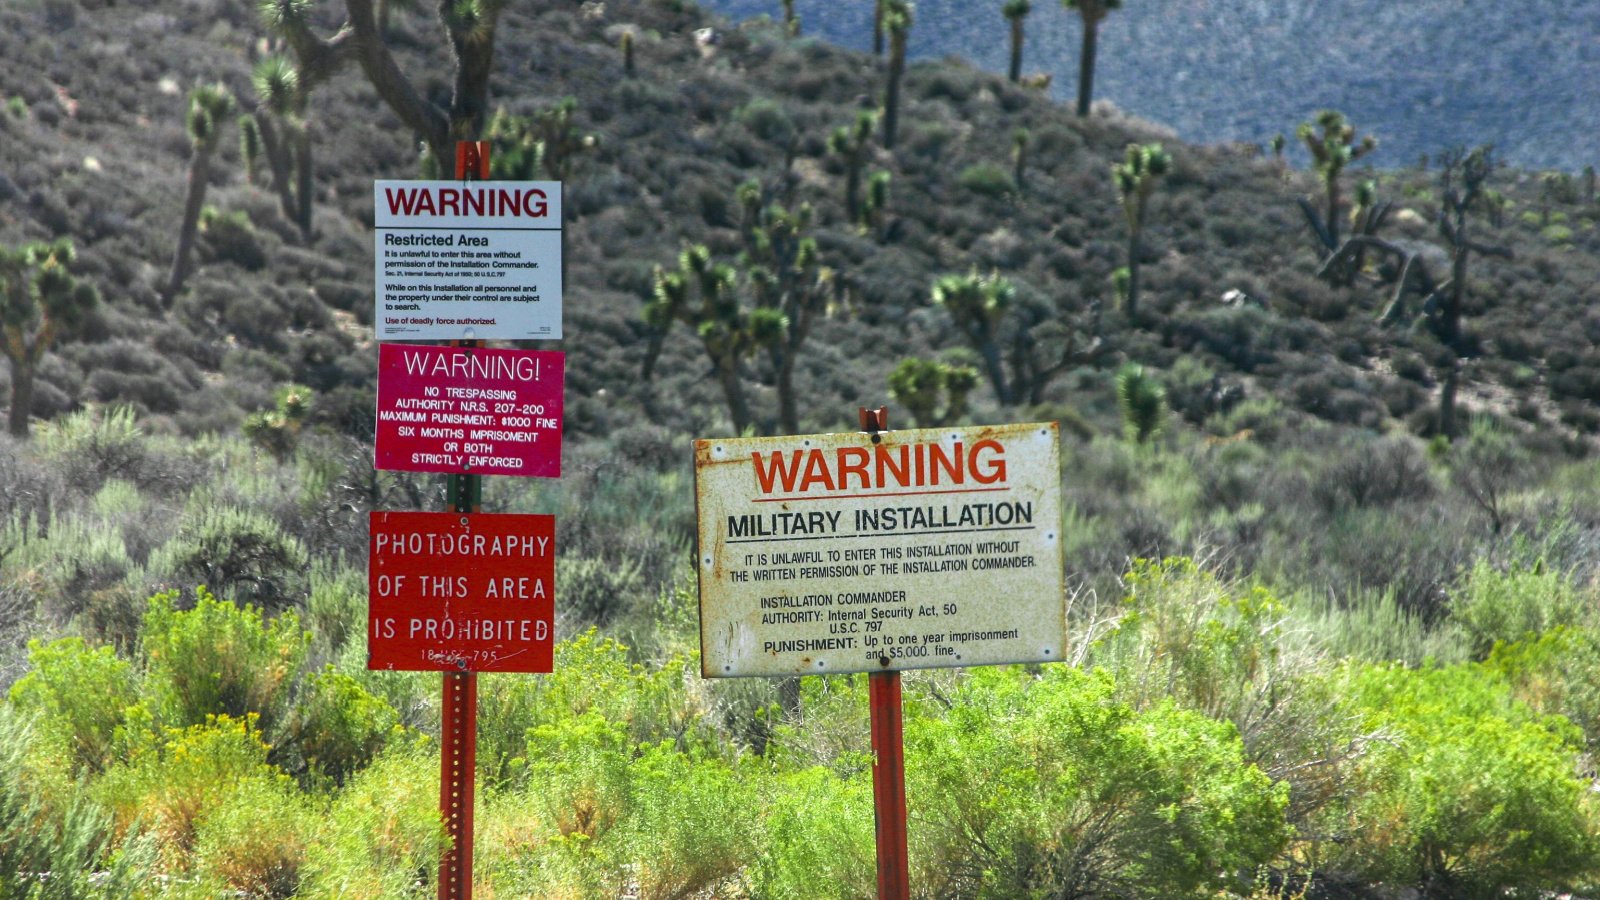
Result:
[374, 180, 563, 341]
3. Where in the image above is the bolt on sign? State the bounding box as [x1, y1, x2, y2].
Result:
[695, 422, 1065, 678]
[375, 344, 564, 478]
[374, 179, 563, 341]
[368, 511, 555, 673]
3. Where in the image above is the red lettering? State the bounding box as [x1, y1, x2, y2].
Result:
[836, 447, 870, 490]
[439, 188, 460, 216]
[875, 444, 910, 488]
[798, 450, 836, 492]
[969, 439, 1006, 484]
[524, 188, 549, 218]
[752, 450, 804, 493]
[928, 442, 963, 485]
[384, 187, 418, 216]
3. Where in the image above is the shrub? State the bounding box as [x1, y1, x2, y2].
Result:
[276, 668, 399, 789]
[141, 588, 310, 731]
[745, 766, 874, 900]
[299, 743, 445, 897]
[1488, 627, 1600, 754]
[194, 776, 315, 898]
[0, 704, 134, 890]
[31, 405, 148, 494]
[198, 207, 267, 270]
[556, 552, 647, 627]
[1314, 435, 1435, 512]
[1296, 587, 1468, 667]
[7, 637, 137, 776]
[1325, 662, 1600, 896]
[95, 713, 285, 857]
[1448, 559, 1585, 660]
[477, 632, 695, 789]
[147, 507, 309, 611]
[956, 163, 1014, 198]
[732, 97, 795, 146]
[908, 665, 1289, 898]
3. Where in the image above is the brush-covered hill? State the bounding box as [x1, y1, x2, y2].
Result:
[2, 0, 1599, 606]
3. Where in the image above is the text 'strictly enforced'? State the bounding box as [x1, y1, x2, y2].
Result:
[375, 344, 564, 478]
[374, 179, 563, 340]
[695, 422, 1065, 677]
[368, 511, 555, 673]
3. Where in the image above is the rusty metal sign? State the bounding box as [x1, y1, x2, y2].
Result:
[694, 422, 1065, 678]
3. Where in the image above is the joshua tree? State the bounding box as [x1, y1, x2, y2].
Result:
[862, 169, 891, 234]
[1116, 362, 1165, 444]
[2, 240, 99, 438]
[933, 270, 1102, 407]
[249, 55, 309, 237]
[827, 111, 876, 222]
[238, 115, 264, 186]
[1432, 146, 1512, 438]
[932, 271, 1014, 404]
[1297, 110, 1376, 250]
[255, 0, 385, 240]
[641, 246, 772, 435]
[1003, 0, 1031, 83]
[874, 0, 887, 55]
[882, 0, 912, 150]
[620, 29, 635, 77]
[780, 0, 798, 37]
[163, 83, 234, 307]
[1062, 0, 1122, 117]
[735, 182, 835, 436]
[484, 98, 600, 184]
[889, 357, 979, 427]
[1111, 142, 1170, 318]
[258, 0, 512, 180]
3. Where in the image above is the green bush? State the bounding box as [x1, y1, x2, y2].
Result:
[141, 588, 310, 732]
[1090, 559, 1295, 724]
[95, 713, 286, 859]
[277, 668, 399, 789]
[957, 163, 1014, 198]
[745, 766, 875, 899]
[477, 632, 695, 789]
[299, 742, 444, 897]
[31, 405, 149, 494]
[7, 637, 137, 775]
[0, 704, 141, 898]
[732, 97, 795, 146]
[1487, 627, 1600, 753]
[198, 207, 267, 271]
[1325, 661, 1600, 896]
[907, 665, 1289, 898]
[1448, 559, 1585, 659]
[194, 776, 315, 898]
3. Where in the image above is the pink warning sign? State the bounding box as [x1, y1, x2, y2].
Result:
[375, 344, 563, 478]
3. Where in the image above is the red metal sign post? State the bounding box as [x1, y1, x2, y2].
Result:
[869, 670, 910, 900]
[443, 138, 488, 900]
[440, 417, 481, 899]
[859, 407, 910, 900]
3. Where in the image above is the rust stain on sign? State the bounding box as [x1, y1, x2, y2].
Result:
[694, 422, 1066, 678]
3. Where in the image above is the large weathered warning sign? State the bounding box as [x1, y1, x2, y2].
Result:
[695, 422, 1064, 677]
[373, 180, 562, 341]
[374, 344, 564, 478]
[368, 511, 555, 673]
